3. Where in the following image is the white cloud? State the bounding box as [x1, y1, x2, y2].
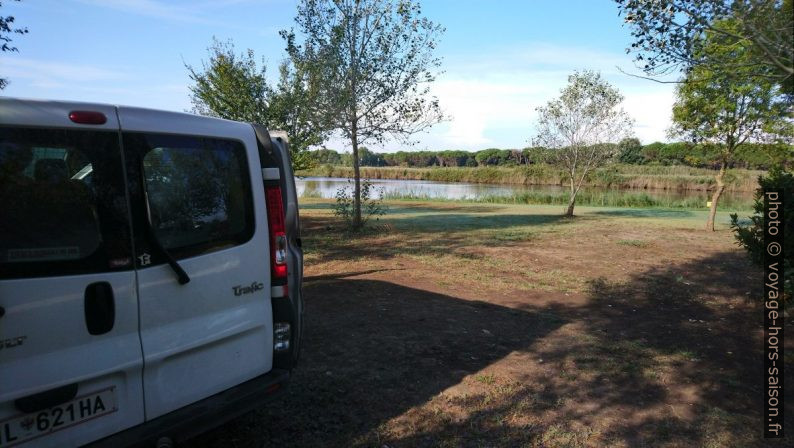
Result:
[622, 88, 676, 143]
[429, 77, 540, 148]
[408, 43, 679, 151]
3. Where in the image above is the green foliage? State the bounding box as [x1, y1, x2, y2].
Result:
[306, 142, 792, 170]
[521, 147, 551, 164]
[358, 147, 387, 167]
[1, 0, 29, 90]
[616, 0, 794, 95]
[186, 38, 270, 124]
[730, 168, 793, 304]
[284, 0, 444, 228]
[267, 60, 330, 171]
[669, 17, 790, 230]
[617, 138, 643, 164]
[670, 19, 788, 154]
[382, 188, 753, 210]
[333, 178, 387, 230]
[534, 70, 633, 215]
[311, 148, 342, 165]
[186, 39, 326, 171]
[475, 148, 506, 166]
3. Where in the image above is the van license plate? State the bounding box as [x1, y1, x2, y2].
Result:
[1, 387, 117, 447]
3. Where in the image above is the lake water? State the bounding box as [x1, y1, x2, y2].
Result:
[296, 177, 754, 209]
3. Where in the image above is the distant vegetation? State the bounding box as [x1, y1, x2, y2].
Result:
[381, 189, 753, 210]
[307, 139, 791, 171]
[300, 164, 763, 193]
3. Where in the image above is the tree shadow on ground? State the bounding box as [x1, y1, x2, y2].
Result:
[194, 254, 791, 447]
[300, 212, 574, 265]
[591, 209, 697, 218]
[387, 213, 568, 232]
[192, 273, 568, 448]
[389, 251, 793, 447]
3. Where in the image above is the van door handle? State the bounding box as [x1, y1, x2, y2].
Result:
[84, 282, 115, 335]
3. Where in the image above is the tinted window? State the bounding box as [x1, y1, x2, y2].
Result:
[0, 127, 133, 279]
[125, 133, 254, 263]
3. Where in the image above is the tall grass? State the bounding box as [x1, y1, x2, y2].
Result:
[380, 189, 754, 210]
[299, 164, 763, 192]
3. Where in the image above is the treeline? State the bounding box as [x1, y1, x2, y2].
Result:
[310, 138, 792, 170]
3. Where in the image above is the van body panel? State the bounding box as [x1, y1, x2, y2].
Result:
[133, 252, 273, 418]
[0, 275, 145, 448]
[116, 107, 273, 419]
[116, 106, 253, 140]
[0, 99, 144, 447]
[0, 98, 120, 131]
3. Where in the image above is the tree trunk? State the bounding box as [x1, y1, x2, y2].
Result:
[565, 176, 576, 217]
[351, 120, 362, 230]
[565, 196, 576, 217]
[705, 161, 726, 231]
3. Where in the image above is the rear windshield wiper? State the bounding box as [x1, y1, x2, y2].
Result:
[142, 189, 191, 285]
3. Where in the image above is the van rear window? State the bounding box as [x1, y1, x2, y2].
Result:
[0, 127, 133, 279]
[124, 133, 254, 263]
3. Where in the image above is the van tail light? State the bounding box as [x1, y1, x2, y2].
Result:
[69, 110, 107, 125]
[265, 185, 288, 286]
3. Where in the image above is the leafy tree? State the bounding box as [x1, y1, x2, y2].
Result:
[617, 137, 644, 164]
[616, 0, 794, 94]
[187, 39, 326, 170]
[283, 0, 445, 229]
[670, 19, 789, 231]
[358, 146, 387, 166]
[437, 150, 471, 167]
[186, 38, 270, 124]
[508, 149, 526, 165]
[1, 0, 29, 90]
[475, 148, 505, 166]
[730, 168, 793, 304]
[267, 60, 331, 170]
[311, 148, 342, 165]
[533, 70, 634, 217]
[522, 147, 550, 165]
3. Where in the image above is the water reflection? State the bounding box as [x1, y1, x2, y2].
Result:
[296, 177, 753, 209]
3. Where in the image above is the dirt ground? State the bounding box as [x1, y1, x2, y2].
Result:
[192, 201, 793, 447]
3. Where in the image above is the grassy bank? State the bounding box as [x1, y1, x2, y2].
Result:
[298, 164, 764, 192]
[380, 189, 754, 211]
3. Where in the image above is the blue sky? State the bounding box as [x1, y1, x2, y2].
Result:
[1, 0, 678, 151]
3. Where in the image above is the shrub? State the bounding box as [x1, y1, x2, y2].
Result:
[730, 168, 793, 304]
[333, 178, 387, 230]
[617, 138, 643, 164]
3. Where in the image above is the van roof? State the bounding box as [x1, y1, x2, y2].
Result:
[0, 97, 258, 133]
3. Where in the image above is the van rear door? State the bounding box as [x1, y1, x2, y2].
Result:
[0, 100, 144, 447]
[117, 107, 273, 419]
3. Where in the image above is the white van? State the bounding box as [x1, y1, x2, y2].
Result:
[0, 98, 304, 447]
